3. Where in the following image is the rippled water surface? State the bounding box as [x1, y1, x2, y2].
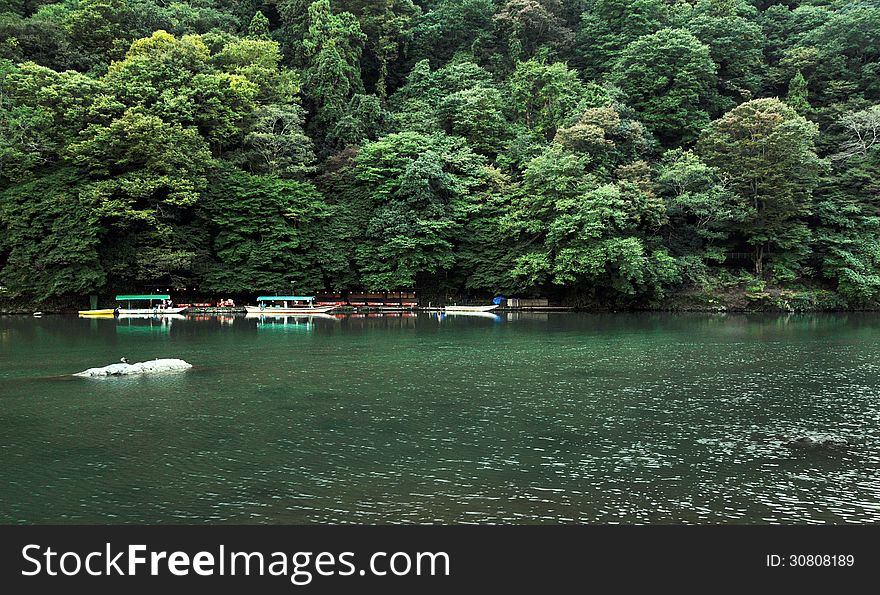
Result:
[2, 312, 879, 524]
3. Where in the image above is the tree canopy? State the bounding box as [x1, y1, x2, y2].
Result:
[1, 0, 877, 307]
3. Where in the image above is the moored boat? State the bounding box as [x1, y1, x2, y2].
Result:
[244, 296, 337, 314]
[78, 309, 116, 317]
[117, 313, 186, 320]
[443, 304, 499, 313]
[116, 294, 187, 315]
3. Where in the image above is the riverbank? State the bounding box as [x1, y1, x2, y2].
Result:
[650, 280, 852, 313]
[0, 282, 868, 315]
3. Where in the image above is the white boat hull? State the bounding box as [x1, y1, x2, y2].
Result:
[443, 305, 499, 312]
[118, 307, 187, 315]
[245, 305, 337, 314]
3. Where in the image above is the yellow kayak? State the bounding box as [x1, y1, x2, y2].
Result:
[78, 309, 116, 317]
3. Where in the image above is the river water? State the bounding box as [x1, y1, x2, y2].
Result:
[1, 312, 879, 524]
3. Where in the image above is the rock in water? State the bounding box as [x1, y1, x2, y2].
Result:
[74, 358, 192, 377]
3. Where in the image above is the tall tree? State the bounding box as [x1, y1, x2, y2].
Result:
[336, 0, 420, 100]
[508, 58, 585, 141]
[505, 146, 675, 299]
[697, 98, 822, 278]
[247, 10, 271, 40]
[492, 0, 575, 65]
[353, 131, 490, 290]
[0, 60, 109, 181]
[554, 103, 651, 178]
[65, 0, 133, 72]
[301, 0, 366, 133]
[785, 70, 811, 115]
[105, 31, 260, 152]
[657, 148, 745, 279]
[391, 59, 507, 154]
[65, 109, 212, 286]
[684, 9, 767, 113]
[610, 28, 716, 147]
[408, 0, 494, 68]
[575, 0, 671, 78]
[201, 164, 329, 292]
[816, 106, 880, 302]
[237, 104, 315, 177]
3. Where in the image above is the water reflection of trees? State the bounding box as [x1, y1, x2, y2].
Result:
[336, 313, 419, 333]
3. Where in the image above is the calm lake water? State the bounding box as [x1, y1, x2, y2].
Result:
[1, 312, 879, 524]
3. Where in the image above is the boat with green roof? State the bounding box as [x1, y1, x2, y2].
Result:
[115, 294, 187, 315]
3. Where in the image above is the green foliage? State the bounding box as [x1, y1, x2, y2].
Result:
[311, 147, 372, 289]
[247, 10, 270, 40]
[236, 104, 315, 176]
[0, 60, 109, 181]
[334, 0, 420, 100]
[683, 7, 766, 112]
[816, 116, 880, 303]
[698, 98, 822, 277]
[301, 0, 366, 133]
[554, 103, 651, 177]
[211, 37, 286, 100]
[0, 8, 73, 71]
[66, 0, 133, 72]
[508, 58, 585, 141]
[104, 31, 264, 151]
[504, 145, 675, 298]
[391, 59, 506, 154]
[457, 181, 517, 294]
[785, 70, 811, 115]
[610, 28, 717, 147]
[0, 168, 105, 300]
[438, 85, 507, 155]
[201, 165, 328, 292]
[393, 59, 493, 108]
[796, 4, 880, 105]
[354, 131, 490, 290]
[492, 0, 574, 65]
[277, 0, 312, 65]
[328, 93, 388, 149]
[66, 108, 211, 217]
[658, 148, 745, 267]
[0, 0, 876, 308]
[409, 0, 494, 68]
[576, 0, 670, 78]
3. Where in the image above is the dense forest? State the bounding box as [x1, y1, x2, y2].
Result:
[0, 0, 878, 308]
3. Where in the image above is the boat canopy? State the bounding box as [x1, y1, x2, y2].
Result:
[116, 294, 170, 301]
[257, 296, 315, 302]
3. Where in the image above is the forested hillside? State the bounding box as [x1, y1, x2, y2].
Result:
[1, 1, 878, 308]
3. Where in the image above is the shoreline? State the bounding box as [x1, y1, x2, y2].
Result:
[0, 284, 872, 316]
[4, 306, 878, 316]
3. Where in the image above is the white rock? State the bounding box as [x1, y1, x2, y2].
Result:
[74, 358, 192, 377]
